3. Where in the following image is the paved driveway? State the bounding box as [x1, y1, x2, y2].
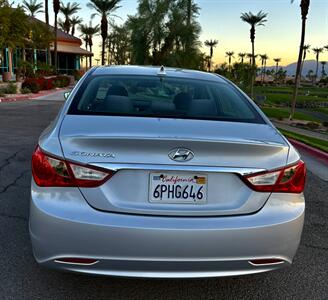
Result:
[0, 98, 327, 300]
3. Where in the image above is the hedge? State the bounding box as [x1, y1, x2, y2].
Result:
[22, 76, 70, 93]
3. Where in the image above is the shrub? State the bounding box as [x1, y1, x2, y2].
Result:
[17, 61, 35, 78]
[22, 75, 69, 93]
[5, 82, 17, 94]
[35, 62, 56, 77]
[53, 75, 70, 88]
[22, 78, 42, 93]
[41, 78, 54, 90]
[0, 83, 17, 95]
[306, 122, 320, 130]
[72, 70, 84, 81]
[21, 87, 31, 94]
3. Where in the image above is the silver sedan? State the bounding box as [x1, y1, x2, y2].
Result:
[29, 66, 305, 278]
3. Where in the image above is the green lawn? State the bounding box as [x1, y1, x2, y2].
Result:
[279, 129, 328, 153]
[313, 108, 328, 116]
[254, 86, 328, 105]
[267, 94, 327, 105]
[261, 107, 321, 122]
[254, 85, 328, 95]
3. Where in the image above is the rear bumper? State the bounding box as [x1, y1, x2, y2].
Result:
[29, 183, 305, 278]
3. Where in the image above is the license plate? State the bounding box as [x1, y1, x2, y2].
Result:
[149, 173, 207, 204]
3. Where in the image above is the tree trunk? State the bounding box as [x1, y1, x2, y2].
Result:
[64, 18, 70, 34]
[290, 17, 307, 120]
[101, 15, 108, 65]
[187, 0, 191, 26]
[45, 0, 49, 24]
[8, 48, 13, 79]
[300, 51, 306, 78]
[89, 51, 92, 68]
[300, 58, 305, 84]
[45, 0, 51, 66]
[102, 37, 106, 65]
[54, 13, 58, 72]
[250, 40, 255, 99]
[315, 58, 319, 83]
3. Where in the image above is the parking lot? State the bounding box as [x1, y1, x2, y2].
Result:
[0, 98, 327, 300]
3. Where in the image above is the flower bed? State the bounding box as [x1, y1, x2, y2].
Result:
[21, 75, 71, 94]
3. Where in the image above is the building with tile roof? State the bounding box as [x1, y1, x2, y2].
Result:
[0, 16, 93, 80]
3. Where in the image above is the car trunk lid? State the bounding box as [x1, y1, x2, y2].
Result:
[59, 115, 289, 216]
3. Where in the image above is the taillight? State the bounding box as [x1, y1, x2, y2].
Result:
[242, 160, 306, 193]
[32, 146, 114, 187]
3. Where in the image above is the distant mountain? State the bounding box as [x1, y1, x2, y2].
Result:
[266, 60, 321, 76]
[285, 60, 319, 76]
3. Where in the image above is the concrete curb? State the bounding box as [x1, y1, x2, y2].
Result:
[288, 138, 328, 163]
[0, 87, 68, 103]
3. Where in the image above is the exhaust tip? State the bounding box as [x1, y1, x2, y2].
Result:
[249, 258, 285, 266]
[55, 257, 99, 265]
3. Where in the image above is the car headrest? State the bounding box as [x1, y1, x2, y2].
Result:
[106, 85, 128, 97]
[173, 92, 192, 110]
[104, 95, 133, 113]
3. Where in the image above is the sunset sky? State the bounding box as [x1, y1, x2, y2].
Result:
[41, 0, 328, 66]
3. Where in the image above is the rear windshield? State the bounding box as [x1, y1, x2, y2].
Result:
[68, 75, 264, 124]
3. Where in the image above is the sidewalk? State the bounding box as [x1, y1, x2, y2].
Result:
[0, 87, 71, 103]
[273, 121, 328, 142]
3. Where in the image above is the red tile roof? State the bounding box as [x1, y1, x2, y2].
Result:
[31, 17, 82, 45]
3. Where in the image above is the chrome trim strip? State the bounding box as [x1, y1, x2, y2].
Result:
[54, 260, 99, 266]
[248, 260, 286, 267]
[90, 163, 265, 176]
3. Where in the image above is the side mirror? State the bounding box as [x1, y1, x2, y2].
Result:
[64, 92, 70, 100]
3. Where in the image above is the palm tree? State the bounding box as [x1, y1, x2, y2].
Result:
[259, 54, 269, 83]
[204, 39, 218, 71]
[53, 0, 60, 72]
[240, 10, 268, 98]
[79, 23, 90, 69]
[60, 2, 80, 34]
[58, 18, 66, 31]
[313, 47, 324, 82]
[186, 0, 192, 51]
[204, 55, 211, 72]
[321, 61, 327, 78]
[70, 16, 82, 36]
[273, 58, 281, 76]
[44, 0, 49, 23]
[44, 0, 51, 65]
[238, 53, 246, 64]
[87, 0, 122, 66]
[290, 0, 310, 120]
[79, 23, 90, 51]
[225, 51, 235, 70]
[23, 0, 43, 17]
[300, 44, 311, 76]
[246, 53, 253, 64]
[87, 23, 100, 68]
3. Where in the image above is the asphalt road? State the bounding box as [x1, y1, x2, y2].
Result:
[0, 98, 327, 300]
